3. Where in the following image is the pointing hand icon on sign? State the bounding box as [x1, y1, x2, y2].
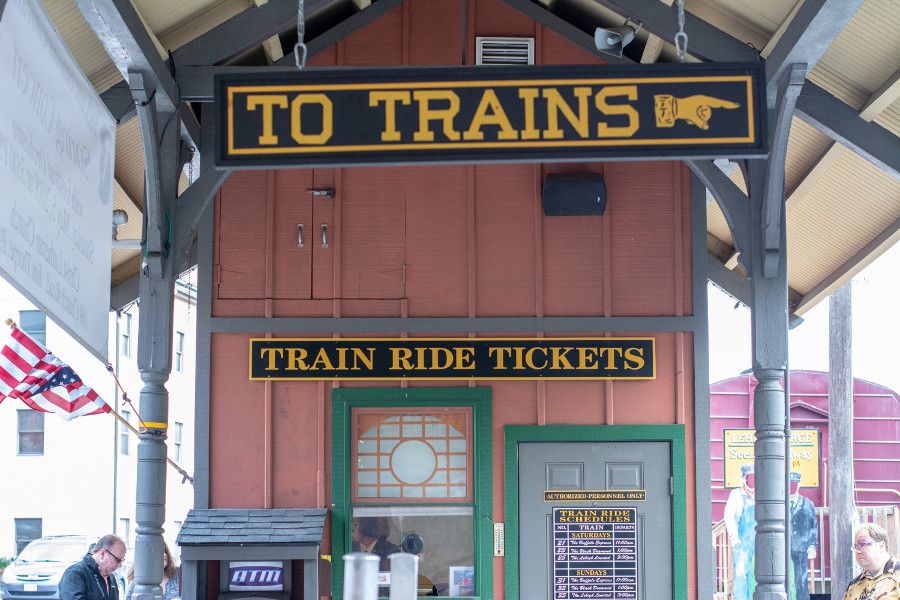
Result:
[654, 94, 741, 130]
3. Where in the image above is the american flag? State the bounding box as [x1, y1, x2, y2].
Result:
[0, 325, 110, 421]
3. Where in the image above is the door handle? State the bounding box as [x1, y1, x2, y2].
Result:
[321, 223, 329, 248]
[297, 224, 304, 247]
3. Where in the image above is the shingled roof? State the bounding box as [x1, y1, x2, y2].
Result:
[176, 509, 327, 546]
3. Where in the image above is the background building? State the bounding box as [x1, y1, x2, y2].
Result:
[0, 276, 197, 560]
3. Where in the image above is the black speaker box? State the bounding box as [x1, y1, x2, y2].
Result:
[541, 173, 606, 216]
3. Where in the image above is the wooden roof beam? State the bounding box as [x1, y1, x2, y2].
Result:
[788, 69, 900, 209]
[764, 0, 865, 101]
[586, 0, 758, 62]
[76, 0, 178, 114]
[795, 82, 900, 180]
[497, 0, 632, 65]
[171, 0, 306, 67]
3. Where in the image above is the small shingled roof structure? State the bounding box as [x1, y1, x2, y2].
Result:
[177, 508, 327, 546]
[176, 508, 327, 600]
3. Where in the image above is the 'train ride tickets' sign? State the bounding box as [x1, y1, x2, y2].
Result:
[249, 337, 655, 381]
[217, 63, 766, 168]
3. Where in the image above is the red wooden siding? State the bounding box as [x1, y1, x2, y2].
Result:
[208, 1, 699, 599]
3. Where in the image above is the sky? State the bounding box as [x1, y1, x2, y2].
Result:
[708, 242, 900, 393]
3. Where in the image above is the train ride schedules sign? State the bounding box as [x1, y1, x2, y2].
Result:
[216, 62, 766, 168]
[552, 508, 638, 600]
[723, 428, 820, 488]
[249, 337, 655, 381]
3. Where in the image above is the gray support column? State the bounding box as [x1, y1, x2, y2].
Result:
[182, 560, 198, 600]
[691, 174, 714, 600]
[304, 558, 319, 600]
[747, 160, 789, 600]
[130, 71, 181, 600]
[828, 283, 854, 599]
[194, 103, 216, 511]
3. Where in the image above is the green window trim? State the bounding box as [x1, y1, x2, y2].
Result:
[503, 424, 687, 600]
[332, 387, 493, 600]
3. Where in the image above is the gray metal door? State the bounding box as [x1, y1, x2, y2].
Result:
[518, 441, 673, 600]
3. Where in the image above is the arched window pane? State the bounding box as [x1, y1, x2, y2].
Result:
[353, 409, 472, 502]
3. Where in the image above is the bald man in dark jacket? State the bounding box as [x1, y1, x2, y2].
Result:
[59, 535, 126, 600]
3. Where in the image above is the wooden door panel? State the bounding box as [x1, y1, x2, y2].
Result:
[217, 171, 267, 299]
[273, 169, 313, 299]
[341, 167, 406, 299]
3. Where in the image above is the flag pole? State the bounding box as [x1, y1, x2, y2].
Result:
[108, 407, 194, 484]
[5, 317, 192, 484]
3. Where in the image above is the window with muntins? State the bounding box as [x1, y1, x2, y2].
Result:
[333, 389, 491, 600]
[122, 312, 132, 357]
[19, 310, 46, 345]
[119, 518, 131, 547]
[120, 410, 130, 455]
[17, 409, 44, 455]
[353, 409, 472, 501]
[175, 331, 185, 372]
[173, 421, 183, 461]
[14, 518, 41, 554]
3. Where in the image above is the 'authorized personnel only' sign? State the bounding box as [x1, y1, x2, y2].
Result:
[216, 63, 766, 168]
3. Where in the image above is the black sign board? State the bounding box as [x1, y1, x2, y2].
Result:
[216, 63, 766, 168]
[249, 337, 655, 381]
[553, 507, 638, 600]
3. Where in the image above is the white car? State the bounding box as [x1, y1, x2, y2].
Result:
[0, 535, 93, 600]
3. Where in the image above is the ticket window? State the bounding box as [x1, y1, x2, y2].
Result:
[333, 389, 492, 600]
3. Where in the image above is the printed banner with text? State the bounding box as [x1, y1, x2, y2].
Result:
[0, 0, 115, 360]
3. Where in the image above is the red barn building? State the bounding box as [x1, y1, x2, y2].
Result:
[710, 370, 900, 518]
[710, 370, 900, 593]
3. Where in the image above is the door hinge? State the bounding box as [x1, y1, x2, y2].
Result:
[212, 264, 221, 285]
[669, 476, 675, 496]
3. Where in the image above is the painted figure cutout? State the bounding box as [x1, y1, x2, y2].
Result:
[789, 471, 818, 600]
[724, 464, 756, 600]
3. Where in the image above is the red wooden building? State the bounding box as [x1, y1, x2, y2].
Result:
[204, 2, 703, 599]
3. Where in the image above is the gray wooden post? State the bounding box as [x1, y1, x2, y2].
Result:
[746, 61, 810, 600]
[182, 560, 198, 600]
[828, 283, 854, 600]
[748, 163, 789, 600]
[130, 69, 182, 600]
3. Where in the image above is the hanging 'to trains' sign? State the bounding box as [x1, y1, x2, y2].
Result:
[216, 63, 766, 168]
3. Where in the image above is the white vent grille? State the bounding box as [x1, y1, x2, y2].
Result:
[476, 37, 534, 65]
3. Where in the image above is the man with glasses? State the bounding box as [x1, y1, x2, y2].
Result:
[59, 534, 126, 600]
[843, 523, 899, 600]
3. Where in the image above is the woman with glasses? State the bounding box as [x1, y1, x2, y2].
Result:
[124, 542, 180, 600]
[843, 523, 900, 600]
[59, 535, 126, 600]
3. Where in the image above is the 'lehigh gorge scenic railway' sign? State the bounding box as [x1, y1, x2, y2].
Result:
[249, 337, 656, 381]
[216, 63, 766, 168]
